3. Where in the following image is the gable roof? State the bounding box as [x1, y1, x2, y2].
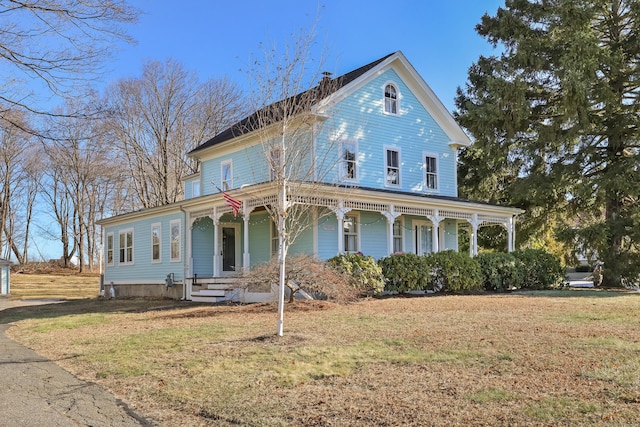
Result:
[189, 51, 469, 157]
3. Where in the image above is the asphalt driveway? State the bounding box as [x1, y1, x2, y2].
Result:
[0, 297, 154, 426]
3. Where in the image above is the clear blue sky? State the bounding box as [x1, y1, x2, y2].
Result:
[108, 0, 505, 112]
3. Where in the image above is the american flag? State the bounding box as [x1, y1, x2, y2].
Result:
[223, 191, 242, 217]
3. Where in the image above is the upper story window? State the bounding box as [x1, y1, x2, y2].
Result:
[192, 179, 201, 198]
[384, 83, 398, 115]
[106, 232, 114, 266]
[425, 154, 438, 190]
[340, 140, 357, 182]
[221, 160, 232, 191]
[119, 229, 133, 265]
[343, 214, 359, 253]
[151, 223, 161, 262]
[385, 148, 400, 187]
[270, 146, 283, 181]
[170, 219, 181, 262]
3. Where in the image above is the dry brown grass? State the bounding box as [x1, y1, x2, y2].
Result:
[3, 289, 640, 426]
[9, 272, 100, 300]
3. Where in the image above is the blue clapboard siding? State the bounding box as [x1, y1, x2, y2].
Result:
[191, 216, 214, 277]
[317, 209, 339, 260]
[103, 212, 186, 283]
[316, 68, 457, 197]
[200, 144, 268, 195]
[249, 211, 272, 266]
[359, 211, 389, 259]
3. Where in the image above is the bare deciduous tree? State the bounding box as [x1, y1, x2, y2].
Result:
[0, 0, 139, 129]
[244, 26, 342, 336]
[0, 109, 39, 263]
[105, 59, 244, 208]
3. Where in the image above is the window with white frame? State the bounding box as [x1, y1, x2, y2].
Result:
[385, 148, 400, 186]
[384, 83, 398, 114]
[118, 229, 133, 265]
[271, 219, 279, 258]
[340, 140, 357, 181]
[343, 214, 359, 253]
[170, 220, 181, 262]
[151, 223, 161, 262]
[425, 154, 438, 190]
[270, 146, 283, 181]
[106, 232, 114, 266]
[221, 160, 232, 191]
[192, 179, 201, 197]
[393, 219, 403, 253]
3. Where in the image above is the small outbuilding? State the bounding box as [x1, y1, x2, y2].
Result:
[0, 259, 10, 295]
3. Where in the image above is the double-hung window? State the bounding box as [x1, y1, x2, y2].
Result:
[386, 148, 400, 186]
[151, 223, 161, 262]
[192, 180, 201, 198]
[170, 220, 181, 262]
[106, 232, 114, 266]
[343, 215, 359, 253]
[393, 219, 403, 253]
[221, 160, 232, 191]
[270, 147, 283, 181]
[340, 140, 357, 181]
[425, 154, 438, 190]
[271, 220, 279, 258]
[384, 84, 398, 115]
[119, 229, 133, 265]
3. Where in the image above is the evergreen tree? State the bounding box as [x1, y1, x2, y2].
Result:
[456, 0, 640, 287]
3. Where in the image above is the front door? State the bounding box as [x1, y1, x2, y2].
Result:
[221, 224, 241, 273]
[414, 221, 433, 256]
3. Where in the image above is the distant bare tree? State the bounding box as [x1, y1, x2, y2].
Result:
[105, 59, 244, 208]
[42, 97, 121, 271]
[0, 109, 37, 263]
[0, 0, 139, 130]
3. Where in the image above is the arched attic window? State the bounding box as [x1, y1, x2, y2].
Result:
[384, 83, 398, 115]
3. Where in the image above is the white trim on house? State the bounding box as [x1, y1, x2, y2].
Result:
[383, 81, 400, 115]
[423, 151, 439, 192]
[384, 145, 401, 188]
[170, 219, 181, 263]
[339, 139, 358, 183]
[151, 222, 161, 263]
[106, 232, 114, 267]
[221, 159, 233, 191]
[118, 228, 134, 266]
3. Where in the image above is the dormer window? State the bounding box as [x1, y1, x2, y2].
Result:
[384, 84, 398, 115]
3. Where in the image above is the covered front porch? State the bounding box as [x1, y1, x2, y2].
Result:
[181, 184, 522, 302]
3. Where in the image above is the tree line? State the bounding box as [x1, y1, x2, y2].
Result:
[0, 60, 244, 271]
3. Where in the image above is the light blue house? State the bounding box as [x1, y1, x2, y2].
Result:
[98, 51, 522, 302]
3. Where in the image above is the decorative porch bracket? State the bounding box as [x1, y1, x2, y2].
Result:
[330, 201, 352, 254]
[381, 206, 401, 256]
[427, 210, 446, 253]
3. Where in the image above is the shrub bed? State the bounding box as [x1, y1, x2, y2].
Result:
[425, 250, 482, 293]
[476, 252, 523, 292]
[327, 253, 385, 295]
[512, 248, 565, 289]
[378, 253, 430, 293]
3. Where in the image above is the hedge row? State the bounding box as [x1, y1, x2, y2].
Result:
[329, 249, 565, 295]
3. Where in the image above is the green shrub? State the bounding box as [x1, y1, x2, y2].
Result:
[378, 253, 430, 293]
[513, 248, 565, 289]
[476, 252, 523, 292]
[327, 253, 385, 295]
[425, 250, 482, 293]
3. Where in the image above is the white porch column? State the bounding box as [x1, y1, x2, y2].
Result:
[382, 206, 401, 256]
[212, 209, 222, 277]
[242, 204, 255, 272]
[331, 201, 351, 255]
[466, 213, 480, 257]
[507, 216, 516, 252]
[427, 210, 445, 253]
